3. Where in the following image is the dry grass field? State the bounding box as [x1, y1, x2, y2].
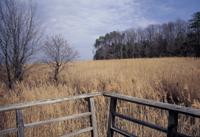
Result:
[0, 57, 200, 137]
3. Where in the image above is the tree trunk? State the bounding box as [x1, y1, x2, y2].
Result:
[53, 65, 59, 82]
[5, 55, 13, 89]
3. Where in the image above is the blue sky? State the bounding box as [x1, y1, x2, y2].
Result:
[36, 0, 200, 60]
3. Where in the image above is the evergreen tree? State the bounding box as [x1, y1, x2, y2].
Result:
[188, 11, 200, 56]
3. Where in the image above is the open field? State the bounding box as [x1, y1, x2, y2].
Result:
[0, 57, 200, 137]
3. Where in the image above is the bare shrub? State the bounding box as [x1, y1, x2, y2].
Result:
[43, 35, 78, 84]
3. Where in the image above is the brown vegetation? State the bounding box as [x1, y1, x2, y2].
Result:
[0, 58, 200, 137]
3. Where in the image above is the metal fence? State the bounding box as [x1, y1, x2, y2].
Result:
[104, 92, 200, 137]
[0, 92, 200, 137]
[0, 92, 101, 137]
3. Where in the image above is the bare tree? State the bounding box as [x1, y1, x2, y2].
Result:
[44, 35, 78, 82]
[0, 0, 40, 88]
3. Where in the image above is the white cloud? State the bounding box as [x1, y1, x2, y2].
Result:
[36, 0, 157, 59]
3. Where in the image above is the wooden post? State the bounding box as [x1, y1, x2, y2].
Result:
[16, 109, 24, 137]
[107, 97, 117, 137]
[167, 110, 178, 137]
[88, 97, 98, 137]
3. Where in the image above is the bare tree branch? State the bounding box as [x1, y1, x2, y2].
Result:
[0, 0, 41, 89]
[43, 35, 78, 83]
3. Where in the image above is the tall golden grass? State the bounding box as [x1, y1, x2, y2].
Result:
[0, 57, 200, 137]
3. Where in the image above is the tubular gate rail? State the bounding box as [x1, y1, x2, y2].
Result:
[0, 92, 101, 137]
[104, 92, 200, 137]
[0, 92, 200, 137]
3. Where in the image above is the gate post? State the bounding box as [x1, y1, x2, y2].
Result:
[167, 110, 178, 137]
[16, 109, 24, 137]
[107, 97, 117, 137]
[87, 97, 98, 137]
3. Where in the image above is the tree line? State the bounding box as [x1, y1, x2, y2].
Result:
[0, 0, 78, 89]
[94, 12, 200, 60]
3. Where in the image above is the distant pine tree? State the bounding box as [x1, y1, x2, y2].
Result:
[188, 11, 200, 56]
[93, 11, 200, 59]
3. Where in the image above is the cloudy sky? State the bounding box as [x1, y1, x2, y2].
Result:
[36, 0, 200, 60]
